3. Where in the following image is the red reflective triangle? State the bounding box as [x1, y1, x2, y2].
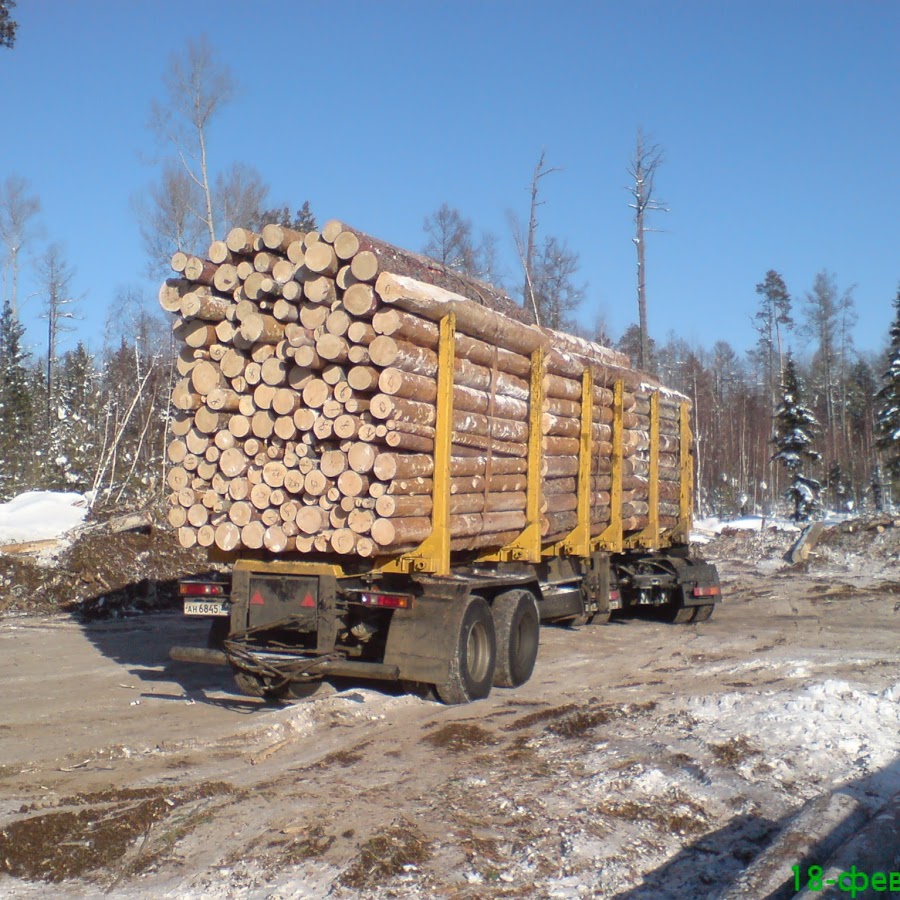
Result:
[301, 593, 315, 608]
[250, 591, 265, 606]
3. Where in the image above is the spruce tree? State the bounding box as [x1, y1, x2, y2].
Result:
[870, 464, 886, 513]
[0, 298, 34, 497]
[772, 356, 822, 521]
[875, 286, 900, 478]
[43, 343, 100, 491]
[826, 461, 852, 513]
[0, 0, 16, 49]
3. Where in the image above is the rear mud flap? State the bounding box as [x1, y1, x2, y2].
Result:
[679, 561, 721, 607]
[383, 596, 465, 685]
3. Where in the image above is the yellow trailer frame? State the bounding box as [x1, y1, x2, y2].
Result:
[372, 314, 694, 577]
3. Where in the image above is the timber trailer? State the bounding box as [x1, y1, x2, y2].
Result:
[170, 320, 720, 704]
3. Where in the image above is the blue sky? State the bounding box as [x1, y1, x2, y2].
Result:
[2, 1, 898, 362]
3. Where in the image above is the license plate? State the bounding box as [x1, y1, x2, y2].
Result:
[184, 601, 229, 617]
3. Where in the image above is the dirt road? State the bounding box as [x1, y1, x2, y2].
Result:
[0, 534, 898, 898]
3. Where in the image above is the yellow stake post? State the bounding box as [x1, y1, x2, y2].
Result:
[480, 347, 544, 563]
[378, 313, 455, 576]
[668, 399, 694, 544]
[594, 380, 624, 553]
[546, 367, 593, 558]
[625, 391, 660, 549]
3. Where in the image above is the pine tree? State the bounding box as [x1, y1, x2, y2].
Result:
[825, 461, 853, 513]
[754, 269, 792, 395]
[844, 358, 878, 499]
[0, 0, 16, 50]
[772, 356, 822, 521]
[617, 324, 656, 370]
[0, 298, 34, 497]
[43, 343, 101, 491]
[251, 201, 317, 233]
[875, 286, 900, 478]
[530, 236, 584, 332]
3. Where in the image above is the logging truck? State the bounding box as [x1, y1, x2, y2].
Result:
[166, 221, 720, 704]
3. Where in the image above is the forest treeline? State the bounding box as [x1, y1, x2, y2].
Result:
[1, 36, 898, 520]
[1, 234, 897, 520]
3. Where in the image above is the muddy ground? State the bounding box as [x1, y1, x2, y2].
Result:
[0, 519, 898, 898]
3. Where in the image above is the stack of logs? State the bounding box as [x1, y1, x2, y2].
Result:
[162, 220, 688, 556]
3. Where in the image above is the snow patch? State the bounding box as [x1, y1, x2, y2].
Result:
[688, 678, 900, 779]
[0, 491, 88, 545]
[692, 515, 801, 540]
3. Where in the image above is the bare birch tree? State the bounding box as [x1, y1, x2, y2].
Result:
[141, 39, 271, 274]
[530, 236, 584, 332]
[38, 244, 78, 426]
[474, 230, 505, 288]
[135, 163, 205, 277]
[215, 162, 269, 238]
[150, 36, 234, 246]
[423, 204, 476, 273]
[0, 176, 41, 318]
[519, 151, 560, 324]
[627, 129, 667, 370]
[802, 270, 856, 469]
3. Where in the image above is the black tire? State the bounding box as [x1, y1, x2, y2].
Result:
[207, 618, 230, 650]
[285, 679, 328, 700]
[400, 681, 439, 701]
[591, 607, 617, 625]
[558, 606, 615, 627]
[558, 613, 593, 627]
[233, 671, 270, 698]
[232, 670, 288, 702]
[435, 596, 496, 705]
[692, 604, 714, 622]
[491, 590, 540, 688]
[663, 604, 697, 623]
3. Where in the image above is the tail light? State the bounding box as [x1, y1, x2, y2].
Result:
[180, 581, 227, 597]
[692, 585, 721, 598]
[357, 592, 412, 610]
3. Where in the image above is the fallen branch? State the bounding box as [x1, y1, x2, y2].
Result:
[249, 737, 292, 766]
[68, 510, 153, 539]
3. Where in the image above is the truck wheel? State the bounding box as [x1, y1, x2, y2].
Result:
[664, 604, 696, 623]
[692, 604, 714, 622]
[491, 590, 539, 688]
[233, 671, 269, 698]
[286, 679, 328, 700]
[233, 671, 288, 702]
[435, 596, 496, 705]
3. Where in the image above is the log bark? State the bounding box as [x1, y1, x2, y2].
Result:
[184, 256, 218, 286]
[375, 272, 542, 354]
[262, 223, 305, 252]
[181, 289, 232, 322]
[226, 228, 262, 255]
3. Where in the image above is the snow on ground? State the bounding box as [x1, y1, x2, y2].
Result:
[509, 676, 900, 899]
[1, 516, 897, 898]
[692, 514, 800, 539]
[0, 491, 88, 545]
[692, 511, 861, 542]
[689, 679, 900, 791]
